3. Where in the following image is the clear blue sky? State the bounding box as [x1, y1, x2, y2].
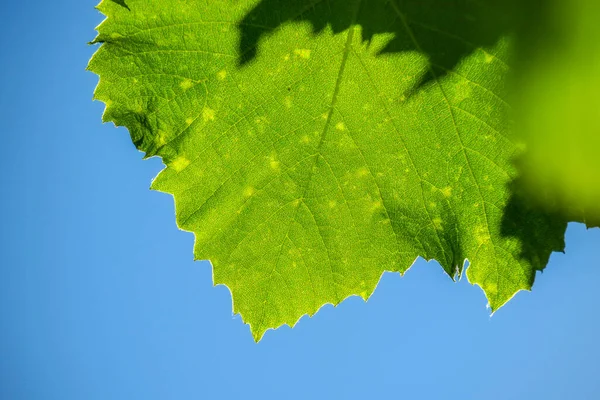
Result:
[1, 1, 599, 399]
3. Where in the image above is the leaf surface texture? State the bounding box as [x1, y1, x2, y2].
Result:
[89, 0, 566, 340]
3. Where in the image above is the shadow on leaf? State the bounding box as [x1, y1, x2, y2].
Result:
[237, 0, 515, 90]
[238, 0, 574, 272]
[109, 0, 130, 10]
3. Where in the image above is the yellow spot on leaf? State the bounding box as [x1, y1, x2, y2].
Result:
[486, 282, 498, 295]
[300, 135, 311, 144]
[185, 117, 194, 125]
[335, 122, 346, 131]
[475, 225, 490, 245]
[217, 70, 227, 80]
[244, 186, 256, 197]
[284, 96, 293, 109]
[356, 167, 369, 177]
[171, 156, 190, 172]
[371, 200, 383, 211]
[269, 152, 281, 172]
[441, 186, 452, 197]
[155, 132, 167, 146]
[293, 48, 311, 59]
[203, 107, 215, 122]
[454, 82, 472, 101]
[180, 79, 194, 90]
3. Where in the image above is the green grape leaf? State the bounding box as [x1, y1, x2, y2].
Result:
[511, 0, 600, 228]
[89, 0, 567, 341]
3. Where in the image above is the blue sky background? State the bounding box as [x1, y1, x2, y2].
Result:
[1, 1, 599, 399]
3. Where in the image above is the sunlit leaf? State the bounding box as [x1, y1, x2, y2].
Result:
[88, 0, 567, 340]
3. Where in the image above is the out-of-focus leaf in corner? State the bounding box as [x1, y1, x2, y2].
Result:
[511, 0, 600, 227]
